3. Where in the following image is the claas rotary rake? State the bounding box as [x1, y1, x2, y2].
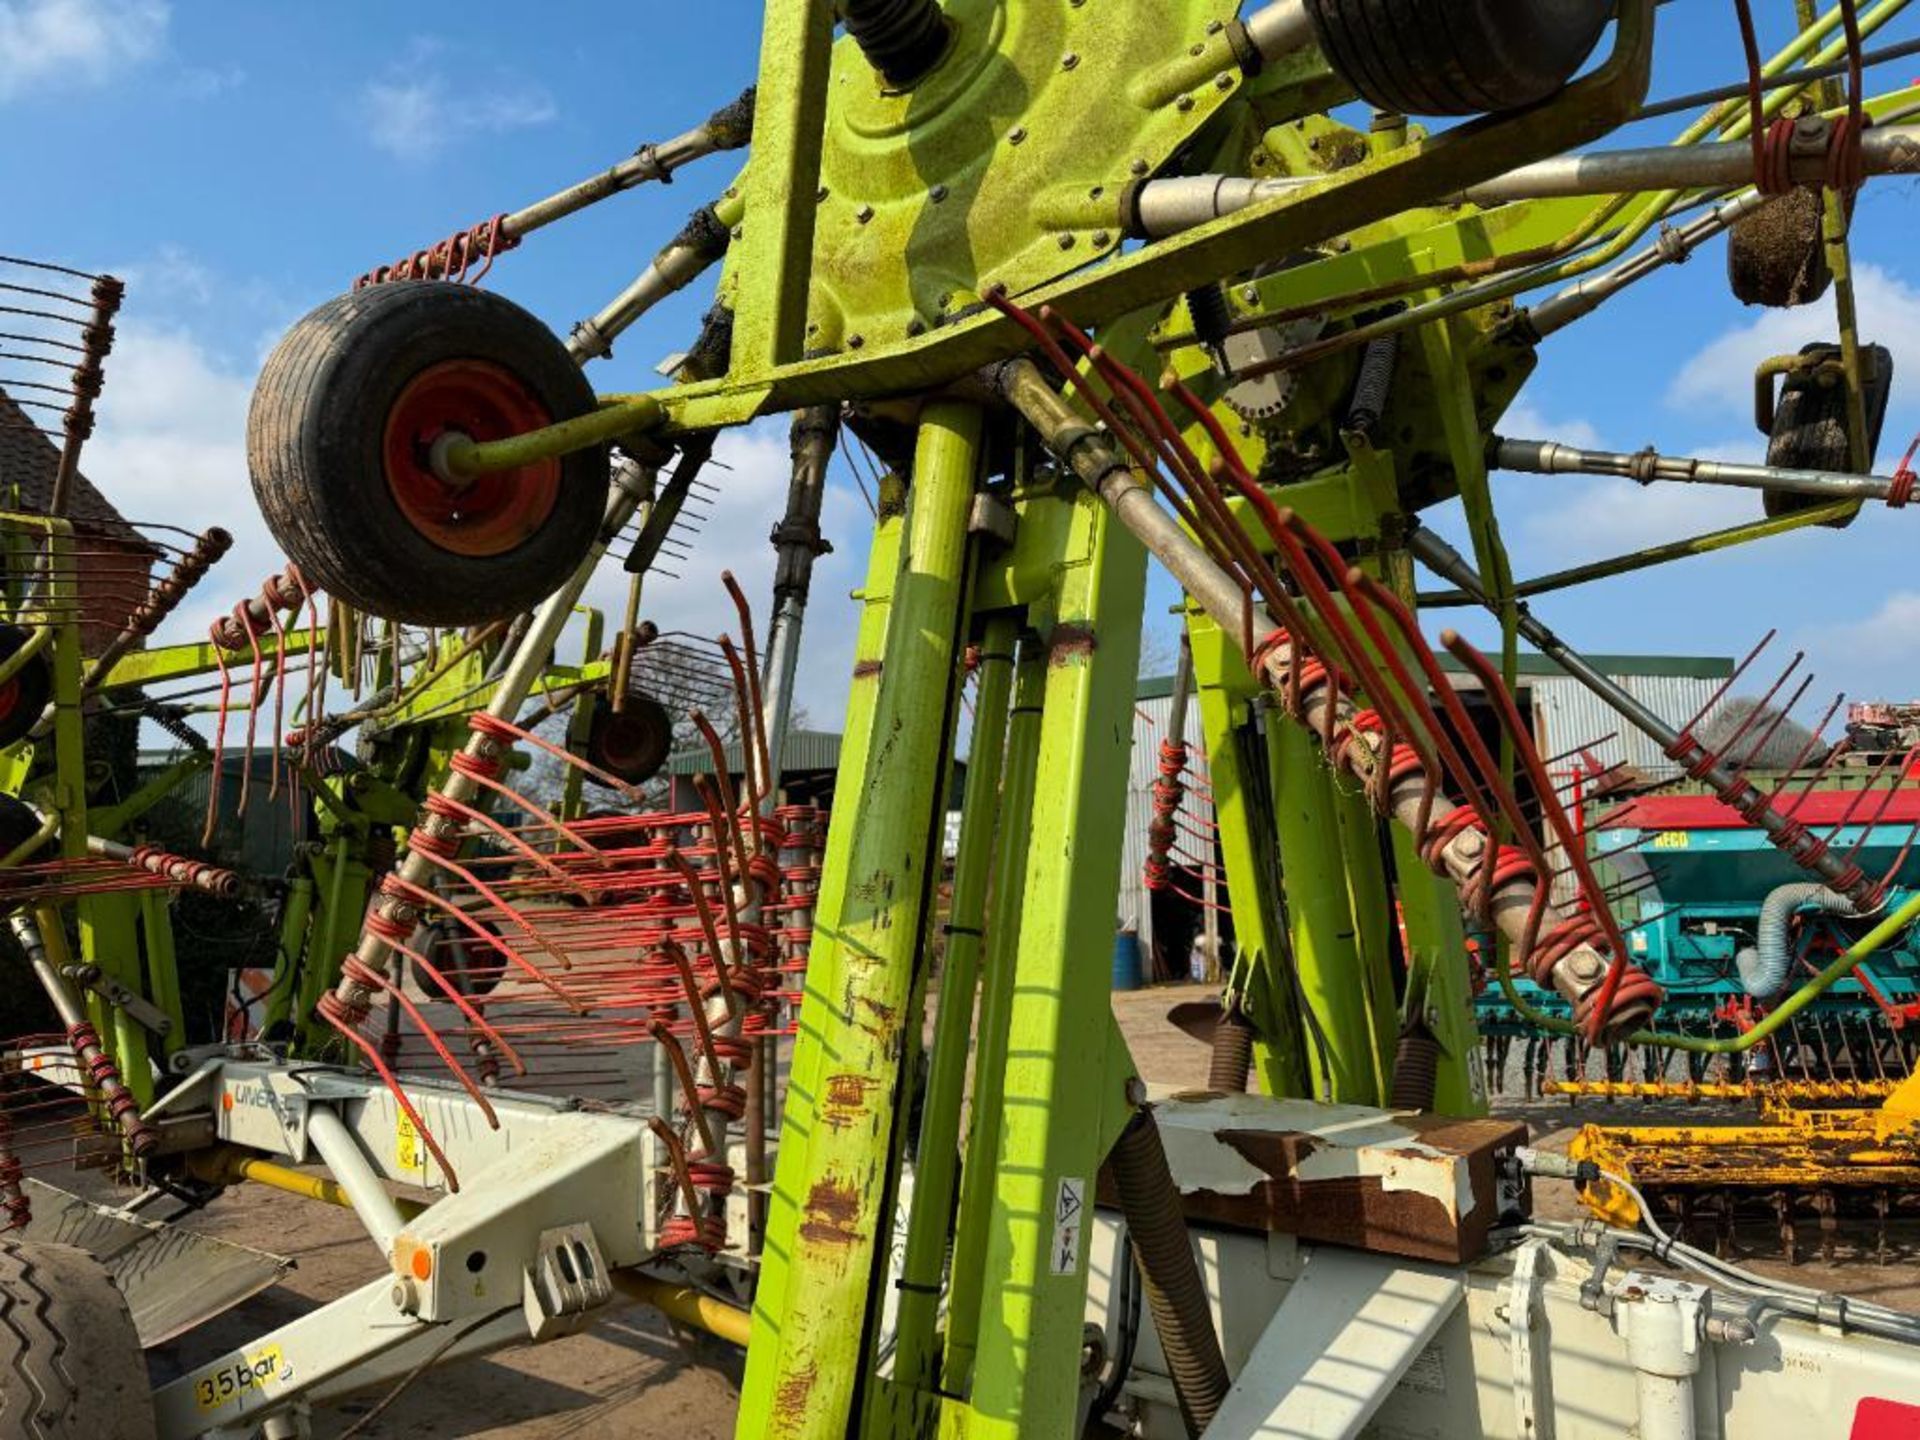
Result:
[15, 0, 1920, 1437]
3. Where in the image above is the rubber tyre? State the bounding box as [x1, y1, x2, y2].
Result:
[0, 626, 51, 750]
[584, 695, 674, 788]
[411, 917, 504, 999]
[1763, 341, 1893, 528]
[248, 282, 607, 626]
[1302, 0, 1611, 116]
[0, 1239, 154, 1440]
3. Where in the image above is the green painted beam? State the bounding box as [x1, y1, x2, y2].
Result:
[964, 487, 1147, 1438]
[739, 404, 980, 1440]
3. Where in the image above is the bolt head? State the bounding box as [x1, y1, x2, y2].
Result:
[1092, 231, 1111, 247]
[1130, 158, 1149, 177]
[855, 204, 875, 224]
[930, 184, 948, 202]
[1215, 73, 1234, 91]
[1008, 126, 1027, 145]
[1176, 95, 1195, 112]
[1057, 233, 1076, 250]
[1242, 287, 1260, 304]
[1062, 52, 1080, 70]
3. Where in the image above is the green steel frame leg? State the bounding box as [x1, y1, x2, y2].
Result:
[1187, 643, 1308, 1099]
[740, 402, 981, 1439]
[1267, 716, 1378, 1105]
[961, 490, 1147, 1439]
[942, 636, 1046, 1391]
[139, 888, 185, 1058]
[890, 614, 1020, 1393]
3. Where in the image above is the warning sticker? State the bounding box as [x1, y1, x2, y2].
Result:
[396, 1108, 424, 1174]
[1051, 1177, 1086, 1276]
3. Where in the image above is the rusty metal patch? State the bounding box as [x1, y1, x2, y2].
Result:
[799, 1177, 864, 1247]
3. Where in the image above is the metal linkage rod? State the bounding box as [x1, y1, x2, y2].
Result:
[1519, 190, 1769, 339]
[758, 405, 839, 790]
[356, 89, 754, 287]
[9, 909, 156, 1156]
[567, 184, 747, 363]
[1493, 435, 1911, 507]
[507, 88, 753, 239]
[1131, 124, 1920, 236]
[991, 354, 1647, 1037]
[1405, 523, 1882, 906]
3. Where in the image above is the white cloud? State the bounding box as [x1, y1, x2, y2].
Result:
[0, 0, 167, 100]
[1496, 398, 1602, 451]
[358, 52, 556, 160]
[1668, 263, 1920, 421]
[83, 321, 281, 648]
[1800, 590, 1920, 708]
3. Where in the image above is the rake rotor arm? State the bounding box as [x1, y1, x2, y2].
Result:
[993, 354, 1648, 1037]
[1406, 522, 1885, 907]
[1492, 435, 1911, 507]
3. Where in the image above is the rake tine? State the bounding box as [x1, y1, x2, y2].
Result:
[649, 1021, 717, 1153]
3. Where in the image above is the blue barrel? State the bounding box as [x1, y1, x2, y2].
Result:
[1111, 930, 1143, 991]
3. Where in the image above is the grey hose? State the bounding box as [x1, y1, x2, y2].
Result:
[1736, 882, 1858, 998]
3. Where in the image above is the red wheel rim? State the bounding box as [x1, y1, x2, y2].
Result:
[382, 359, 562, 558]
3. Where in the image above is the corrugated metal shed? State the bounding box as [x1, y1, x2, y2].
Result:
[1121, 651, 1733, 967]
[665, 728, 845, 777]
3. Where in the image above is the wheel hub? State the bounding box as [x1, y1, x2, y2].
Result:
[382, 359, 563, 558]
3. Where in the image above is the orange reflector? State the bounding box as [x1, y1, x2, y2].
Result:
[411, 1248, 433, 1281]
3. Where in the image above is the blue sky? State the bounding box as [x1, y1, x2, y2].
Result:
[2, 0, 1917, 737]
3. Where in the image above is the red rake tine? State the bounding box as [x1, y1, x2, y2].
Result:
[692, 715, 754, 887]
[381, 870, 584, 1006]
[648, 1114, 706, 1215]
[666, 845, 739, 1005]
[718, 636, 767, 823]
[661, 940, 727, 1087]
[721, 573, 774, 812]
[1445, 633, 1647, 1040]
[649, 1021, 717, 1153]
[390, 933, 528, 1077]
[343, 958, 499, 1127]
[319, 999, 460, 1192]
[467, 712, 647, 806]
[1048, 317, 1271, 596]
[449, 764, 605, 860]
[424, 791, 595, 901]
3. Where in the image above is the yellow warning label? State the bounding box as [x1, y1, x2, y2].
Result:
[396, 1108, 423, 1173]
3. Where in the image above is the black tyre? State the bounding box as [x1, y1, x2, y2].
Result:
[1302, 0, 1610, 116]
[0, 1239, 155, 1440]
[1764, 341, 1893, 528]
[411, 917, 504, 999]
[584, 695, 674, 788]
[248, 282, 608, 626]
[0, 626, 51, 750]
[1727, 187, 1831, 309]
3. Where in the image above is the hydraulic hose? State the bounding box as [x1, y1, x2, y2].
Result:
[1737, 882, 1859, 998]
[1107, 1108, 1232, 1437]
